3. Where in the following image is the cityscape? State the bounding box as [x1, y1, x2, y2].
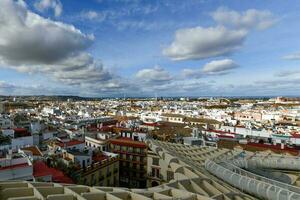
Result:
[1, 1, 300, 200]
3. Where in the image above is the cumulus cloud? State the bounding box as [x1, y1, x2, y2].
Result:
[211, 7, 276, 30]
[163, 7, 276, 61]
[202, 59, 239, 73]
[0, 80, 76, 96]
[163, 26, 247, 60]
[183, 59, 239, 79]
[0, 0, 116, 90]
[34, 0, 63, 17]
[0, 0, 93, 66]
[282, 52, 300, 60]
[135, 66, 172, 84]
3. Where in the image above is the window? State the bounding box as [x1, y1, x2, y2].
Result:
[167, 171, 174, 181]
[152, 158, 159, 166]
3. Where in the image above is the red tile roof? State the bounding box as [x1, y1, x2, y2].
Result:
[14, 128, 31, 137]
[217, 134, 235, 138]
[56, 140, 84, 148]
[291, 133, 300, 138]
[21, 146, 43, 156]
[247, 142, 299, 153]
[33, 161, 73, 184]
[110, 137, 147, 148]
[92, 153, 108, 162]
[142, 122, 159, 127]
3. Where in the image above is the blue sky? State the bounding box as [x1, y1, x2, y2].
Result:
[0, 0, 300, 97]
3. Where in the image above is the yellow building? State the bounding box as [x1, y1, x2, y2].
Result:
[62, 150, 119, 187]
[78, 153, 119, 187]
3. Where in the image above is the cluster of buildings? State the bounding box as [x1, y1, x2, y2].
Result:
[1, 139, 300, 200]
[0, 96, 300, 199]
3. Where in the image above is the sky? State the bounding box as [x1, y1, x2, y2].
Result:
[0, 0, 300, 97]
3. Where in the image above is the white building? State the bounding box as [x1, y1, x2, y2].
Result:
[0, 152, 33, 181]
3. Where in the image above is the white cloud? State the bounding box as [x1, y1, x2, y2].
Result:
[163, 8, 276, 61]
[34, 0, 63, 17]
[80, 10, 107, 22]
[83, 11, 99, 20]
[183, 59, 239, 79]
[0, 80, 76, 96]
[135, 66, 172, 84]
[0, 0, 116, 90]
[202, 59, 239, 73]
[163, 26, 247, 60]
[0, 0, 93, 66]
[211, 7, 276, 30]
[282, 52, 300, 60]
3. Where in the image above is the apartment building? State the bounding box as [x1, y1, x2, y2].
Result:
[234, 111, 262, 122]
[85, 132, 115, 151]
[110, 137, 147, 188]
[61, 149, 119, 187]
[161, 113, 185, 123]
[77, 152, 119, 187]
[0, 128, 34, 151]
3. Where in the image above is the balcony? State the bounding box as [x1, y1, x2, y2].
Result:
[113, 150, 147, 156]
[148, 172, 163, 180]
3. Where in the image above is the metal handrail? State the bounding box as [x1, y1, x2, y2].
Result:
[219, 160, 300, 194]
[205, 159, 300, 200]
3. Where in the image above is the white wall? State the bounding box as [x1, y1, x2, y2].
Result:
[221, 126, 272, 138]
[0, 165, 33, 180]
[11, 136, 34, 150]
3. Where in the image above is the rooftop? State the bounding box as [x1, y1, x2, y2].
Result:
[0, 162, 29, 171]
[56, 139, 84, 148]
[33, 161, 73, 184]
[21, 146, 43, 156]
[110, 137, 147, 148]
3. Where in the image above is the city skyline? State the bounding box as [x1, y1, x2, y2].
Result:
[1, 0, 300, 97]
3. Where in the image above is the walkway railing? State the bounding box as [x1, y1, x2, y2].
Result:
[205, 159, 300, 200]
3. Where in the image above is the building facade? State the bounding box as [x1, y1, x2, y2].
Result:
[110, 137, 147, 188]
